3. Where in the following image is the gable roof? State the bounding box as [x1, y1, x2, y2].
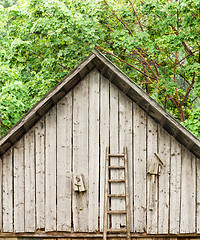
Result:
[0, 49, 200, 158]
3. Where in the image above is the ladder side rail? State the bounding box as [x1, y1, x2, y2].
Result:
[103, 147, 109, 240]
[124, 146, 131, 240]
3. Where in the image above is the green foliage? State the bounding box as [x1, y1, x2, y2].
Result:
[0, 0, 199, 139]
[182, 108, 200, 139]
[0, 0, 102, 136]
[0, 0, 17, 8]
[0, 81, 29, 135]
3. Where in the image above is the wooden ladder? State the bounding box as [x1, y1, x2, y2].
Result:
[103, 147, 131, 240]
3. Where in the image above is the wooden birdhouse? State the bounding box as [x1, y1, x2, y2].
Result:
[147, 153, 164, 176]
[73, 174, 86, 192]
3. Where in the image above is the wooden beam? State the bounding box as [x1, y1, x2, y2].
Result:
[95, 62, 104, 72]
[36, 110, 43, 118]
[186, 141, 195, 151]
[9, 136, 17, 145]
[123, 84, 130, 94]
[101, 65, 108, 75]
[109, 72, 115, 83]
[79, 68, 89, 79]
[173, 129, 179, 138]
[87, 60, 96, 70]
[146, 104, 151, 114]
[23, 123, 30, 132]
[63, 75, 81, 92]
[51, 95, 58, 105]
[1, 231, 200, 238]
[136, 98, 143, 105]
[160, 116, 167, 127]
[86, 64, 92, 72]
[0, 146, 5, 155]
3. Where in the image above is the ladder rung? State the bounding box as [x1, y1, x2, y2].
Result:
[108, 194, 126, 198]
[108, 166, 125, 169]
[109, 154, 124, 157]
[107, 228, 127, 233]
[108, 179, 125, 183]
[107, 210, 127, 214]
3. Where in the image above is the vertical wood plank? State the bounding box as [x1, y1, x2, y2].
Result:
[57, 93, 72, 231]
[100, 76, 110, 232]
[197, 157, 200, 233]
[110, 83, 120, 228]
[35, 119, 45, 230]
[88, 70, 100, 232]
[73, 76, 89, 232]
[158, 126, 170, 234]
[170, 136, 181, 234]
[2, 149, 13, 232]
[133, 105, 147, 233]
[13, 138, 24, 232]
[147, 116, 158, 234]
[180, 146, 196, 233]
[45, 106, 57, 231]
[24, 129, 35, 232]
[119, 90, 133, 231]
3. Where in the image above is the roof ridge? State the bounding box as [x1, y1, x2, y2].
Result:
[0, 49, 199, 158]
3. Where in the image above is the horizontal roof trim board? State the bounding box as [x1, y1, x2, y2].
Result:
[0, 49, 200, 158]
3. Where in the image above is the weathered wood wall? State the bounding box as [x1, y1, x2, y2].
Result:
[0, 69, 199, 235]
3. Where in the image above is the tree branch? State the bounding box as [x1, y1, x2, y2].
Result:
[171, 26, 194, 56]
[180, 75, 195, 107]
[105, 23, 114, 31]
[178, 73, 190, 85]
[96, 46, 157, 80]
[143, 65, 149, 94]
[192, 96, 199, 103]
[199, 46, 200, 63]
[96, 46, 182, 112]
[166, 94, 179, 109]
[58, 63, 69, 71]
[128, 0, 144, 32]
[174, 52, 181, 106]
[103, 0, 158, 79]
[177, 50, 198, 65]
[103, 0, 134, 37]
[131, 48, 158, 78]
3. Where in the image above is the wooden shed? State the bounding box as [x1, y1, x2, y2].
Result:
[0, 49, 200, 240]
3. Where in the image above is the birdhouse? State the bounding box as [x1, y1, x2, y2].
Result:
[73, 174, 86, 192]
[147, 153, 164, 182]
